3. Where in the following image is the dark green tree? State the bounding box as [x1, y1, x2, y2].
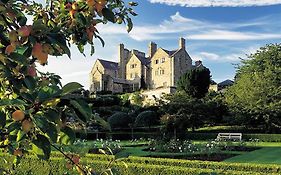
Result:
[135, 110, 159, 128]
[107, 112, 132, 130]
[177, 67, 211, 99]
[225, 44, 281, 132]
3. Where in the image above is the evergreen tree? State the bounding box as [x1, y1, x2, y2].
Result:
[177, 67, 211, 99]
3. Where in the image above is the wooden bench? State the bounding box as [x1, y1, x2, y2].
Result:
[217, 133, 242, 141]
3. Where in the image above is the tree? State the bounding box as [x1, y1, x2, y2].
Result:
[108, 112, 132, 130]
[135, 110, 159, 128]
[0, 0, 136, 174]
[177, 66, 211, 99]
[225, 44, 281, 133]
[161, 92, 207, 134]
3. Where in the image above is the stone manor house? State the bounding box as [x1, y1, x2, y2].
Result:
[90, 38, 202, 95]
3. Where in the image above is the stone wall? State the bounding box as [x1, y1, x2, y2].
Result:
[150, 49, 172, 89]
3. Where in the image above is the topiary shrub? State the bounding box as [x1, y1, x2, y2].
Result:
[135, 111, 159, 128]
[107, 112, 132, 130]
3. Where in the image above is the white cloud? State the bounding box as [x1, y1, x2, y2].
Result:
[98, 12, 281, 41]
[188, 30, 281, 40]
[148, 0, 281, 7]
[192, 45, 260, 62]
[199, 52, 220, 60]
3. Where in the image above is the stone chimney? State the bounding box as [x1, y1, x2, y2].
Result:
[118, 43, 126, 79]
[148, 42, 157, 58]
[179, 37, 186, 50]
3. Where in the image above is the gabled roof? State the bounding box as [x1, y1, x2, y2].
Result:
[98, 59, 118, 70]
[162, 48, 180, 57]
[135, 54, 150, 65]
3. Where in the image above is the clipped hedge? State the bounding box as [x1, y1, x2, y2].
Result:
[185, 133, 218, 140]
[125, 156, 281, 174]
[0, 155, 273, 175]
[185, 133, 281, 142]
[82, 154, 281, 174]
[243, 134, 281, 142]
[1, 153, 281, 175]
[87, 160, 269, 175]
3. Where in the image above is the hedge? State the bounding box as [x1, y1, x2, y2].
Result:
[83, 154, 281, 174]
[185, 133, 281, 142]
[1, 153, 280, 174]
[243, 134, 281, 142]
[0, 155, 274, 175]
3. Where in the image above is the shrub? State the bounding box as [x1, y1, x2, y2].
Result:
[0, 153, 279, 175]
[108, 112, 132, 130]
[135, 111, 159, 128]
[184, 132, 281, 142]
[243, 134, 281, 142]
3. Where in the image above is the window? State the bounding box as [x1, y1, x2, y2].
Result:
[130, 73, 133, 78]
[160, 69, 165, 75]
[131, 64, 137, 68]
[161, 58, 165, 63]
[155, 70, 159, 76]
[155, 59, 159, 64]
[135, 73, 138, 78]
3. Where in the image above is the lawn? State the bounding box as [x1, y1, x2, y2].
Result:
[224, 147, 281, 164]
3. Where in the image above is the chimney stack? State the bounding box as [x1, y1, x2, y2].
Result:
[179, 37, 186, 50]
[148, 42, 157, 58]
[118, 43, 126, 79]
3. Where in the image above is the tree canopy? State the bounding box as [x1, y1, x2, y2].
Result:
[177, 66, 211, 99]
[225, 44, 281, 132]
[0, 0, 136, 173]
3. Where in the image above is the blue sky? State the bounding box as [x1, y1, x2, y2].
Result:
[38, 0, 281, 89]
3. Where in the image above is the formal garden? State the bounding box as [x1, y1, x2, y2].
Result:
[0, 0, 281, 175]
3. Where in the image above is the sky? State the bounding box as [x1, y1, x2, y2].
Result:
[38, 0, 281, 89]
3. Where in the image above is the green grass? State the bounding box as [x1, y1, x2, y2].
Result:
[120, 146, 150, 156]
[225, 147, 281, 164]
[193, 141, 281, 147]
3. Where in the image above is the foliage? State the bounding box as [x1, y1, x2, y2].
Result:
[1, 152, 281, 174]
[107, 112, 132, 130]
[160, 92, 209, 137]
[225, 44, 281, 132]
[204, 92, 229, 124]
[134, 110, 159, 128]
[130, 91, 144, 106]
[0, 0, 137, 173]
[148, 139, 217, 154]
[177, 66, 211, 99]
[243, 134, 281, 142]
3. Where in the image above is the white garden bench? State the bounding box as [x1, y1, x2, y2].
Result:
[217, 133, 242, 141]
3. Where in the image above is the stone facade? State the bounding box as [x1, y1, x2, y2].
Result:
[89, 38, 194, 93]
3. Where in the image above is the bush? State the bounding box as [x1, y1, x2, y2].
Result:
[0, 153, 280, 175]
[108, 112, 132, 130]
[243, 134, 281, 142]
[135, 111, 159, 128]
[184, 133, 218, 140]
[184, 133, 281, 142]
